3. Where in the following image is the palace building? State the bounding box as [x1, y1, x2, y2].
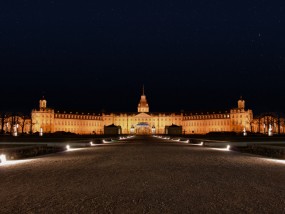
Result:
[31, 88, 253, 135]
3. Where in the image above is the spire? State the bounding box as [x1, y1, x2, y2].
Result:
[138, 85, 149, 113]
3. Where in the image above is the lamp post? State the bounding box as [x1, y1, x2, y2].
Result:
[130, 125, 135, 134]
[152, 126, 156, 135]
[12, 124, 18, 137]
[263, 123, 266, 135]
[39, 127, 43, 136]
[268, 124, 273, 136]
[243, 127, 247, 136]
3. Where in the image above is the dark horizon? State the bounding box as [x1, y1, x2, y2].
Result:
[1, 1, 284, 115]
[0, 86, 282, 116]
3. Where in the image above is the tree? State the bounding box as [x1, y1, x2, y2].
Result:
[17, 113, 31, 134]
[255, 112, 285, 135]
[0, 112, 11, 134]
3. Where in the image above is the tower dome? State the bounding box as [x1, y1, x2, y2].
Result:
[39, 96, 47, 109]
[238, 96, 245, 109]
[138, 86, 149, 113]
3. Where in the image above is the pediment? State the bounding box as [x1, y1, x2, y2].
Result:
[134, 113, 152, 118]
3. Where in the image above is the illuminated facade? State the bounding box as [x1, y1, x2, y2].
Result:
[32, 97, 103, 135]
[183, 97, 253, 134]
[31, 90, 254, 135]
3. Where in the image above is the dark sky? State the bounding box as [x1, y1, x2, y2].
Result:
[1, 1, 285, 115]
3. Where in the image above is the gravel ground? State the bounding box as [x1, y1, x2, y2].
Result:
[0, 136, 284, 214]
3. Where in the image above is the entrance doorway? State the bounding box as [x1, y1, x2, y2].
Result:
[135, 122, 151, 135]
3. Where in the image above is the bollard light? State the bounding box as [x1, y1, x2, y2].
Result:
[66, 145, 71, 151]
[0, 154, 7, 164]
[226, 145, 231, 151]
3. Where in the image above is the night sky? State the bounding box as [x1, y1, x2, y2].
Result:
[1, 1, 285, 115]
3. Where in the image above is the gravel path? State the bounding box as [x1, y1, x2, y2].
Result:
[1, 136, 284, 213]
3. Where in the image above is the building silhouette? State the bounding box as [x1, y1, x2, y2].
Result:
[30, 88, 254, 135]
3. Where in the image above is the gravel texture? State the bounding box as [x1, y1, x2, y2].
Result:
[0, 136, 284, 213]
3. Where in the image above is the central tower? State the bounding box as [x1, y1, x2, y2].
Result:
[137, 86, 149, 113]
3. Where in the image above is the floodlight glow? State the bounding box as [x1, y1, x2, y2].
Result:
[0, 154, 7, 164]
[211, 145, 232, 152]
[66, 145, 71, 151]
[268, 159, 285, 164]
[0, 159, 33, 166]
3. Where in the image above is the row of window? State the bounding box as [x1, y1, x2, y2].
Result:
[54, 121, 101, 126]
[187, 127, 231, 133]
[55, 114, 102, 120]
[232, 114, 249, 119]
[184, 114, 230, 120]
[185, 120, 231, 126]
[106, 118, 182, 122]
[54, 128, 102, 133]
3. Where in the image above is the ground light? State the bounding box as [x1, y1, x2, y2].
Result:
[66, 145, 71, 151]
[0, 159, 33, 167]
[267, 159, 285, 164]
[211, 145, 232, 152]
[199, 142, 204, 146]
[90, 141, 94, 146]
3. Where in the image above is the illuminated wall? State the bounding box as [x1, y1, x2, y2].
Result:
[103, 113, 183, 134]
[230, 108, 253, 132]
[182, 98, 253, 134]
[53, 113, 103, 134]
[183, 113, 231, 134]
